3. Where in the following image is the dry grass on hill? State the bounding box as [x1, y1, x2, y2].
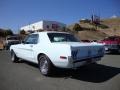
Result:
[76, 30, 107, 40]
[67, 18, 120, 40]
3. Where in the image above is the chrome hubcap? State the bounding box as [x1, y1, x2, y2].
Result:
[40, 58, 48, 74]
[11, 53, 14, 61]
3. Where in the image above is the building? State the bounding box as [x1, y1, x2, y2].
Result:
[20, 20, 66, 32]
[111, 15, 117, 19]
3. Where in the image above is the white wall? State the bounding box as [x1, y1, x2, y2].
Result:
[20, 20, 66, 32]
[20, 21, 43, 31]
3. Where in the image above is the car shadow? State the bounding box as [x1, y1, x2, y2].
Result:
[19, 60, 120, 83]
[51, 64, 120, 83]
[106, 53, 120, 55]
[105, 51, 120, 55]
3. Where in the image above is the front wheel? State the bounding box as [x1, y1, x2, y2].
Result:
[11, 50, 19, 63]
[38, 55, 53, 76]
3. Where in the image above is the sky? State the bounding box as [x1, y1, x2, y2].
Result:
[0, 0, 120, 33]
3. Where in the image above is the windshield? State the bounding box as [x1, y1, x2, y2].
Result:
[47, 33, 79, 42]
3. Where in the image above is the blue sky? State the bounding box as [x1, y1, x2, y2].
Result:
[0, 0, 120, 33]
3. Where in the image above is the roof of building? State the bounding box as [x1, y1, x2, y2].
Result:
[21, 20, 66, 29]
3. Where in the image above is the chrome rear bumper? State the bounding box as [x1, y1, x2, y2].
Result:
[68, 56, 102, 69]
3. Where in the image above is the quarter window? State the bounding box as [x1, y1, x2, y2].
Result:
[24, 34, 39, 44]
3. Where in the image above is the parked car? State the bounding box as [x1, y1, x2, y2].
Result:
[4, 36, 21, 50]
[99, 36, 120, 53]
[10, 31, 105, 76]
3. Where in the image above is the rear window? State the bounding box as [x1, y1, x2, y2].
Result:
[47, 33, 79, 42]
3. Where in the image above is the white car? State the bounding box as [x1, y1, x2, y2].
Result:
[10, 31, 105, 76]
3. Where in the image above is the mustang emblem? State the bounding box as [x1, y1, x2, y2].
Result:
[72, 50, 78, 59]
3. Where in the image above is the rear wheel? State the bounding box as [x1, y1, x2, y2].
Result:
[38, 55, 53, 76]
[11, 50, 19, 62]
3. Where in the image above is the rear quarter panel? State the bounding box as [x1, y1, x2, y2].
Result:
[34, 43, 71, 68]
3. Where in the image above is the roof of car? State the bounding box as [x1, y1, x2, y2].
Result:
[33, 31, 70, 34]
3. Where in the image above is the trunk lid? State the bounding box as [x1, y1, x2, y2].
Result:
[57, 42, 104, 60]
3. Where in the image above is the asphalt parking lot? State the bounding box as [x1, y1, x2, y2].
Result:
[0, 50, 120, 90]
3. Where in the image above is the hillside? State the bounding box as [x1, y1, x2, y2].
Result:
[101, 18, 120, 29]
[100, 18, 120, 36]
[77, 30, 107, 40]
[67, 18, 120, 40]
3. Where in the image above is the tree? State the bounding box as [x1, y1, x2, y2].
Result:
[73, 23, 82, 31]
[20, 30, 26, 35]
[0, 29, 13, 37]
[5, 29, 13, 36]
[0, 29, 4, 37]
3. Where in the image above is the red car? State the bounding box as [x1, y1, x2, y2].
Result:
[99, 36, 120, 53]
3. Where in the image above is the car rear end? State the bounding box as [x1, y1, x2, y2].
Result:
[47, 32, 105, 69]
[101, 41, 120, 53]
[104, 43, 119, 52]
[4, 36, 21, 50]
[99, 36, 120, 53]
[67, 43, 105, 68]
[5, 40, 20, 50]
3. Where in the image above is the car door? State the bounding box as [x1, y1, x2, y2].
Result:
[19, 34, 39, 62]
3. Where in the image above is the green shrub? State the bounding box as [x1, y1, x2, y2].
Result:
[73, 23, 82, 31]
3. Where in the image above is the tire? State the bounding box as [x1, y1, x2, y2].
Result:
[11, 50, 19, 63]
[118, 49, 120, 54]
[38, 55, 53, 76]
